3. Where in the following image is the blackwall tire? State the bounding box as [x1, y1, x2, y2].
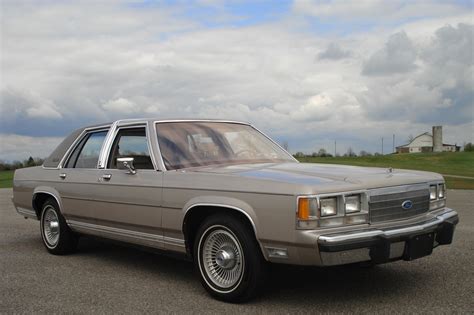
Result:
[40, 198, 78, 255]
[194, 214, 266, 302]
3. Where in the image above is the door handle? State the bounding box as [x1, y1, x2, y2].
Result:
[59, 173, 66, 179]
[102, 174, 112, 180]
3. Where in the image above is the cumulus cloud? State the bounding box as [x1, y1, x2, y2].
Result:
[0, 88, 62, 119]
[362, 32, 417, 76]
[318, 43, 351, 60]
[0, 1, 472, 159]
[102, 98, 138, 113]
[359, 23, 473, 127]
[291, 94, 334, 121]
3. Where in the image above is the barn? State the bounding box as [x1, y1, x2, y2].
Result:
[396, 126, 460, 154]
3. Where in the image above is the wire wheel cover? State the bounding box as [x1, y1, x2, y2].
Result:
[202, 228, 244, 289]
[43, 207, 60, 246]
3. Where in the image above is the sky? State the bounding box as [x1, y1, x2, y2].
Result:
[0, 0, 473, 161]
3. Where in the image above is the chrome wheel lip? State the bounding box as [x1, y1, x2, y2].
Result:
[198, 225, 245, 293]
[42, 206, 60, 248]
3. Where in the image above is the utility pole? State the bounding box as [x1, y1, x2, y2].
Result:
[381, 137, 384, 155]
[392, 134, 395, 153]
[334, 140, 337, 157]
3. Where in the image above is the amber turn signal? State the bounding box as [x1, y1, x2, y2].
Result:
[297, 198, 310, 220]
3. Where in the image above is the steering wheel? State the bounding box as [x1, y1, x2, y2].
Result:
[234, 149, 255, 158]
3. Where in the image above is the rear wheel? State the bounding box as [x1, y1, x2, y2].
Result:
[194, 214, 266, 302]
[40, 199, 78, 255]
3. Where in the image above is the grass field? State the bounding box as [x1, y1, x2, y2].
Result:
[0, 170, 14, 189]
[297, 152, 474, 189]
[0, 152, 472, 189]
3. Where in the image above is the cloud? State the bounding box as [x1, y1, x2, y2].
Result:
[0, 1, 472, 160]
[102, 98, 138, 113]
[359, 23, 473, 127]
[362, 31, 417, 76]
[293, 0, 466, 21]
[291, 93, 334, 121]
[0, 88, 62, 119]
[318, 43, 351, 60]
[0, 134, 63, 162]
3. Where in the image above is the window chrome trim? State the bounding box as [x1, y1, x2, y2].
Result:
[59, 125, 111, 169]
[101, 122, 158, 171]
[250, 124, 298, 163]
[98, 120, 120, 169]
[152, 121, 167, 171]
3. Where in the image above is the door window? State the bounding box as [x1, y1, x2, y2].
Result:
[65, 131, 108, 168]
[108, 128, 154, 169]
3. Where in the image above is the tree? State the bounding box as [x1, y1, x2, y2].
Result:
[344, 147, 357, 157]
[407, 134, 414, 143]
[294, 152, 305, 158]
[464, 142, 474, 152]
[281, 141, 289, 151]
[25, 156, 35, 167]
[359, 150, 372, 157]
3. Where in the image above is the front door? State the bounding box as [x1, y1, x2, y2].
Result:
[94, 126, 163, 248]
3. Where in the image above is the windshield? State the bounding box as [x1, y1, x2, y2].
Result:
[156, 122, 295, 170]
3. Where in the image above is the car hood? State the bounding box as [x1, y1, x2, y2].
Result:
[191, 162, 442, 193]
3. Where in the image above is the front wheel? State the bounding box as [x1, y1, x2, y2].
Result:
[40, 199, 78, 255]
[194, 215, 266, 302]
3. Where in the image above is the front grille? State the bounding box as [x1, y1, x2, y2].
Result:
[369, 188, 430, 223]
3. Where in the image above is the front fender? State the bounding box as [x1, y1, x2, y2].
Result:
[182, 195, 259, 237]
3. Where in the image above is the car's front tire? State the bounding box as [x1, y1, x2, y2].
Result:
[40, 198, 78, 255]
[194, 214, 266, 302]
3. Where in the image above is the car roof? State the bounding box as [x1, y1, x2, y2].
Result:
[80, 118, 250, 129]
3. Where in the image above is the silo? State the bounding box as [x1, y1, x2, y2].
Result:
[433, 126, 442, 152]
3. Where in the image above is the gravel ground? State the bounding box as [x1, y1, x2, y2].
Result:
[1, 188, 473, 314]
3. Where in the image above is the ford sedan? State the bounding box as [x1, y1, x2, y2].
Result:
[12, 119, 459, 302]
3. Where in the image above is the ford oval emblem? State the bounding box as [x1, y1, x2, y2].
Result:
[402, 200, 413, 210]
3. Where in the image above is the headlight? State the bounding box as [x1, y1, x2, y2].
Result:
[430, 185, 437, 200]
[429, 182, 446, 211]
[320, 197, 337, 217]
[345, 195, 361, 214]
[438, 183, 445, 199]
[296, 192, 368, 229]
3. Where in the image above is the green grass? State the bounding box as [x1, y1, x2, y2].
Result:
[297, 152, 474, 189]
[1, 152, 473, 189]
[0, 170, 14, 188]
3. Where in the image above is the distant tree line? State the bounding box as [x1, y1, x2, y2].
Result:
[0, 157, 44, 171]
[294, 147, 386, 158]
[464, 142, 474, 152]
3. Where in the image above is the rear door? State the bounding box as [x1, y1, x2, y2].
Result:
[58, 128, 109, 222]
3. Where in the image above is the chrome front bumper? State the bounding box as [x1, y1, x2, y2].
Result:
[317, 209, 459, 266]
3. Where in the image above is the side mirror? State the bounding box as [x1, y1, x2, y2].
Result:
[117, 157, 136, 174]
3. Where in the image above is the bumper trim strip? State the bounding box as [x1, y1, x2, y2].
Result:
[319, 209, 458, 244]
